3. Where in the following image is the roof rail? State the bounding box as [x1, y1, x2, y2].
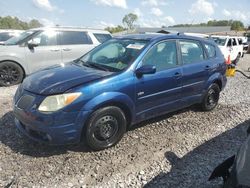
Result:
[52, 26, 106, 31]
[177, 32, 184, 36]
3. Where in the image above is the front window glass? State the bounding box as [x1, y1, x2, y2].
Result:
[142, 40, 178, 72]
[4, 30, 36, 45]
[77, 39, 148, 72]
[29, 30, 57, 46]
[212, 37, 227, 46]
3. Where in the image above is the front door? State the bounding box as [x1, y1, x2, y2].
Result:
[135, 40, 182, 120]
[25, 30, 62, 73]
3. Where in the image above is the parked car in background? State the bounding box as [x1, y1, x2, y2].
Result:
[209, 126, 250, 188]
[236, 36, 248, 53]
[211, 35, 244, 64]
[0, 27, 112, 86]
[13, 34, 227, 150]
[0, 29, 23, 44]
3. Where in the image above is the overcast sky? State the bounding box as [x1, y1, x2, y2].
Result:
[0, 0, 249, 28]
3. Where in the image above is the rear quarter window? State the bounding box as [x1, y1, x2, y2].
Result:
[204, 43, 216, 59]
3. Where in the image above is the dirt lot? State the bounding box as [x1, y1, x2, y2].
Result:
[1, 55, 250, 187]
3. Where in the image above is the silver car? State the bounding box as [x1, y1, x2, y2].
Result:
[0, 27, 112, 86]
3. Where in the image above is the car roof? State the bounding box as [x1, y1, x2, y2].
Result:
[0, 29, 24, 33]
[211, 35, 240, 39]
[114, 33, 214, 44]
[30, 26, 111, 34]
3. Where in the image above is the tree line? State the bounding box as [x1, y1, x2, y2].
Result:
[105, 13, 247, 33]
[0, 15, 247, 33]
[0, 16, 43, 30]
[172, 20, 245, 31]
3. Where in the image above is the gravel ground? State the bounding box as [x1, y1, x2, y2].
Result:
[1, 55, 250, 188]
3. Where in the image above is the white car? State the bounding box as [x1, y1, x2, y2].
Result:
[0, 27, 112, 86]
[211, 35, 243, 64]
[0, 29, 23, 44]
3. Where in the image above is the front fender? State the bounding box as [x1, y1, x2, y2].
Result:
[82, 92, 135, 122]
[0, 55, 29, 74]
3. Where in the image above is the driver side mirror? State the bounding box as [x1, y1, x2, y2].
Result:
[135, 64, 156, 77]
[27, 40, 39, 49]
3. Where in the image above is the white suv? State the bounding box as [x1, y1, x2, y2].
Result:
[211, 35, 243, 64]
[0, 27, 112, 86]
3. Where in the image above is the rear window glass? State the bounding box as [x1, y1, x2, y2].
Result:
[59, 31, 93, 45]
[93, 33, 112, 43]
[180, 40, 204, 64]
[204, 44, 216, 58]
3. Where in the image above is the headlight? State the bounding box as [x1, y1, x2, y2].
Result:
[38, 92, 82, 112]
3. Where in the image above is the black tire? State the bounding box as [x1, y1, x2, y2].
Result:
[201, 83, 220, 111]
[85, 106, 126, 151]
[0, 61, 24, 86]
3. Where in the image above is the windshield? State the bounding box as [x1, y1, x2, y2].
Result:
[212, 37, 227, 46]
[77, 38, 149, 72]
[4, 30, 37, 45]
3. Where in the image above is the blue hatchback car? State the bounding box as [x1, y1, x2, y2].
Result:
[13, 34, 227, 150]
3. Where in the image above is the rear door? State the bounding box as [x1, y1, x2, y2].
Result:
[25, 30, 62, 73]
[59, 31, 96, 62]
[135, 40, 182, 119]
[179, 39, 210, 105]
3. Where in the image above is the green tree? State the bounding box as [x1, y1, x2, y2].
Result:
[105, 25, 125, 34]
[0, 16, 43, 30]
[231, 21, 244, 31]
[29, 19, 43, 28]
[122, 13, 138, 31]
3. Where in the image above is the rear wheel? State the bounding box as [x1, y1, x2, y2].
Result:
[0, 61, 24, 86]
[85, 106, 126, 150]
[201, 83, 220, 111]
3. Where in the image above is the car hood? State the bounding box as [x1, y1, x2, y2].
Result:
[22, 63, 112, 95]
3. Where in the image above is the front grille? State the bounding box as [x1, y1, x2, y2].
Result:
[17, 95, 35, 110]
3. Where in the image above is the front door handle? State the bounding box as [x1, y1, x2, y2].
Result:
[205, 65, 211, 70]
[174, 72, 182, 78]
[63, 48, 72, 51]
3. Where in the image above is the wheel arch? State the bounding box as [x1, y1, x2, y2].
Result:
[0, 59, 26, 78]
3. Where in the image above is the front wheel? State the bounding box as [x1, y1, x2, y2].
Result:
[0, 61, 24, 86]
[200, 83, 220, 111]
[85, 106, 127, 151]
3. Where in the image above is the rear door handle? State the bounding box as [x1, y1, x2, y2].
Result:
[174, 72, 182, 78]
[63, 48, 72, 51]
[50, 49, 60, 52]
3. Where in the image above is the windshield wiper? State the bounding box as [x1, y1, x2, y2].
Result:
[87, 62, 110, 72]
[77, 59, 110, 72]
